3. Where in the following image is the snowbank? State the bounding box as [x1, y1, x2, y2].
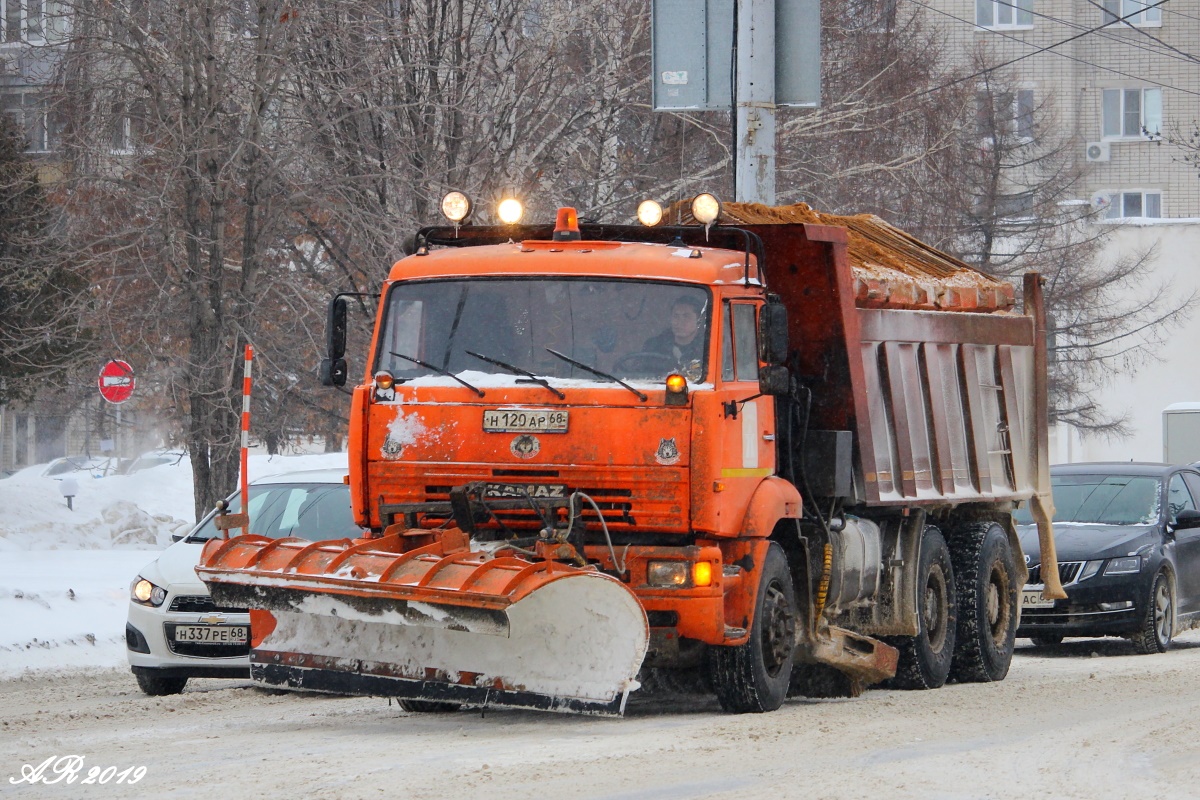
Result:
[0, 452, 348, 677]
[0, 451, 348, 551]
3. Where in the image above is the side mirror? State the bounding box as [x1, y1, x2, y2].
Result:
[327, 296, 348, 361]
[1175, 509, 1200, 530]
[321, 296, 349, 387]
[319, 357, 348, 387]
[759, 364, 790, 396]
[759, 300, 789, 365]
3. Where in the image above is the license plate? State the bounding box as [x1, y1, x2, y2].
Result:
[1021, 590, 1056, 609]
[173, 625, 248, 644]
[484, 482, 568, 500]
[483, 409, 568, 433]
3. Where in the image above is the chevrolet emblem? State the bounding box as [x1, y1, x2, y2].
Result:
[198, 614, 227, 625]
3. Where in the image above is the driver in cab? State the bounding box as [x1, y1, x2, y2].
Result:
[643, 295, 706, 377]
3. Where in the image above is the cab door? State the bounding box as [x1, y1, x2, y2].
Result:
[693, 299, 775, 535]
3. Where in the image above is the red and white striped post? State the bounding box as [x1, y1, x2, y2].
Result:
[240, 344, 253, 538]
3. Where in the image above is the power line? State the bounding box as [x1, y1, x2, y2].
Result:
[910, 0, 1200, 99]
[1079, 0, 1200, 66]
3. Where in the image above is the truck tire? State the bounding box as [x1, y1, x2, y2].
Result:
[707, 543, 797, 713]
[948, 521, 1019, 683]
[133, 668, 187, 696]
[883, 526, 956, 690]
[1130, 571, 1174, 655]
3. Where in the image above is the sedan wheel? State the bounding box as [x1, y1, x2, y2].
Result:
[1130, 572, 1174, 655]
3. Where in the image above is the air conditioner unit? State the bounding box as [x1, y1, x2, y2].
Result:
[1085, 141, 1111, 162]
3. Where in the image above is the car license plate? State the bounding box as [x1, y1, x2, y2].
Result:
[173, 625, 248, 644]
[1021, 590, 1056, 609]
[483, 409, 568, 433]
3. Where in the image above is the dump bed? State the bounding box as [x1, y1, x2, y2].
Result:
[734, 211, 1045, 509]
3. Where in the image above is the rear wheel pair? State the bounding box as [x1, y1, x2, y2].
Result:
[887, 522, 1019, 689]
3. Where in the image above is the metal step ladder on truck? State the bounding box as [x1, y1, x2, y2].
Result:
[197, 194, 1063, 715]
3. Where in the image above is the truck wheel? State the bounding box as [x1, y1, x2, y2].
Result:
[134, 668, 187, 696]
[707, 543, 796, 713]
[948, 521, 1018, 683]
[1130, 571, 1174, 655]
[884, 526, 956, 690]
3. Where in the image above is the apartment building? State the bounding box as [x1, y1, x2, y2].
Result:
[928, 0, 1200, 218]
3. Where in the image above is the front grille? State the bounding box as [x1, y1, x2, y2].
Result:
[423, 484, 637, 529]
[1027, 561, 1085, 586]
[168, 595, 248, 614]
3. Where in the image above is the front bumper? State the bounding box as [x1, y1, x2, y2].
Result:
[1017, 569, 1151, 638]
[126, 581, 251, 679]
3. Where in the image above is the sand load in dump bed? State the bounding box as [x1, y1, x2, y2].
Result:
[678, 202, 1015, 313]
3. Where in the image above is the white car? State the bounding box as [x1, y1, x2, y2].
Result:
[125, 468, 361, 695]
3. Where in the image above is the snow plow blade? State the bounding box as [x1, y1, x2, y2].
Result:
[196, 530, 649, 715]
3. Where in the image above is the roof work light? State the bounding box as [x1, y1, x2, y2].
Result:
[497, 198, 524, 225]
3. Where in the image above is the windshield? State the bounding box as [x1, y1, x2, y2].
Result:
[1016, 473, 1163, 526]
[375, 278, 712, 383]
[187, 483, 360, 542]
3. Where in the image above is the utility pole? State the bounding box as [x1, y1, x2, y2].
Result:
[735, 0, 776, 205]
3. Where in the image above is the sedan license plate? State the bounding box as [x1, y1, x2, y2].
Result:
[173, 625, 248, 644]
[1021, 589, 1056, 610]
[483, 409, 568, 433]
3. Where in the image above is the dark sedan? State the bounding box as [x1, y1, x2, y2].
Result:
[1015, 463, 1200, 653]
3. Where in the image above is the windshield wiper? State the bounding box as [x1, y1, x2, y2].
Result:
[390, 351, 485, 397]
[466, 350, 565, 399]
[544, 348, 647, 401]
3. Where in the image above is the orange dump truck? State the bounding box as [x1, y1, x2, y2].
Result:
[197, 199, 1060, 715]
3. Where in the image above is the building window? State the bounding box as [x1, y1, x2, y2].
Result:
[977, 88, 1036, 143]
[1102, 0, 1161, 26]
[976, 0, 1033, 29]
[1, 0, 46, 44]
[1102, 88, 1162, 139]
[1098, 190, 1163, 219]
[1, 91, 57, 153]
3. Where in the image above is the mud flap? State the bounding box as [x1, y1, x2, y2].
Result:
[801, 625, 899, 686]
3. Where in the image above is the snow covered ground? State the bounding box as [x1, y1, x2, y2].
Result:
[0, 453, 346, 678]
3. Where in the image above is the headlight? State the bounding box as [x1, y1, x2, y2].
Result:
[1104, 557, 1142, 575]
[647, 561, 689, 587]
[1079, 560, 1102, 581]
[131, 577, 167, 607]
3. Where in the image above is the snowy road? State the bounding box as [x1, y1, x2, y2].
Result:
[4, 634, 1200, 799]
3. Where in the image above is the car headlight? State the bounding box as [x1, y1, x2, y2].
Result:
[131, 577, 167, 607]
[1104, 557, 1142, 576]
[1079, 560, 1102, 582]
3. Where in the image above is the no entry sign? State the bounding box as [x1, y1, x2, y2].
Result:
[98, 359, 135, 404]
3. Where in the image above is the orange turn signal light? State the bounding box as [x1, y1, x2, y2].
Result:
[693, 561, 713, 587]
[374, 370, 395, 391]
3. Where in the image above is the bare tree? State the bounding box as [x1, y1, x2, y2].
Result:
[928, 56, 1193, 434]
[58, 0, 302, 519]
[0, 113, 89, 403]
